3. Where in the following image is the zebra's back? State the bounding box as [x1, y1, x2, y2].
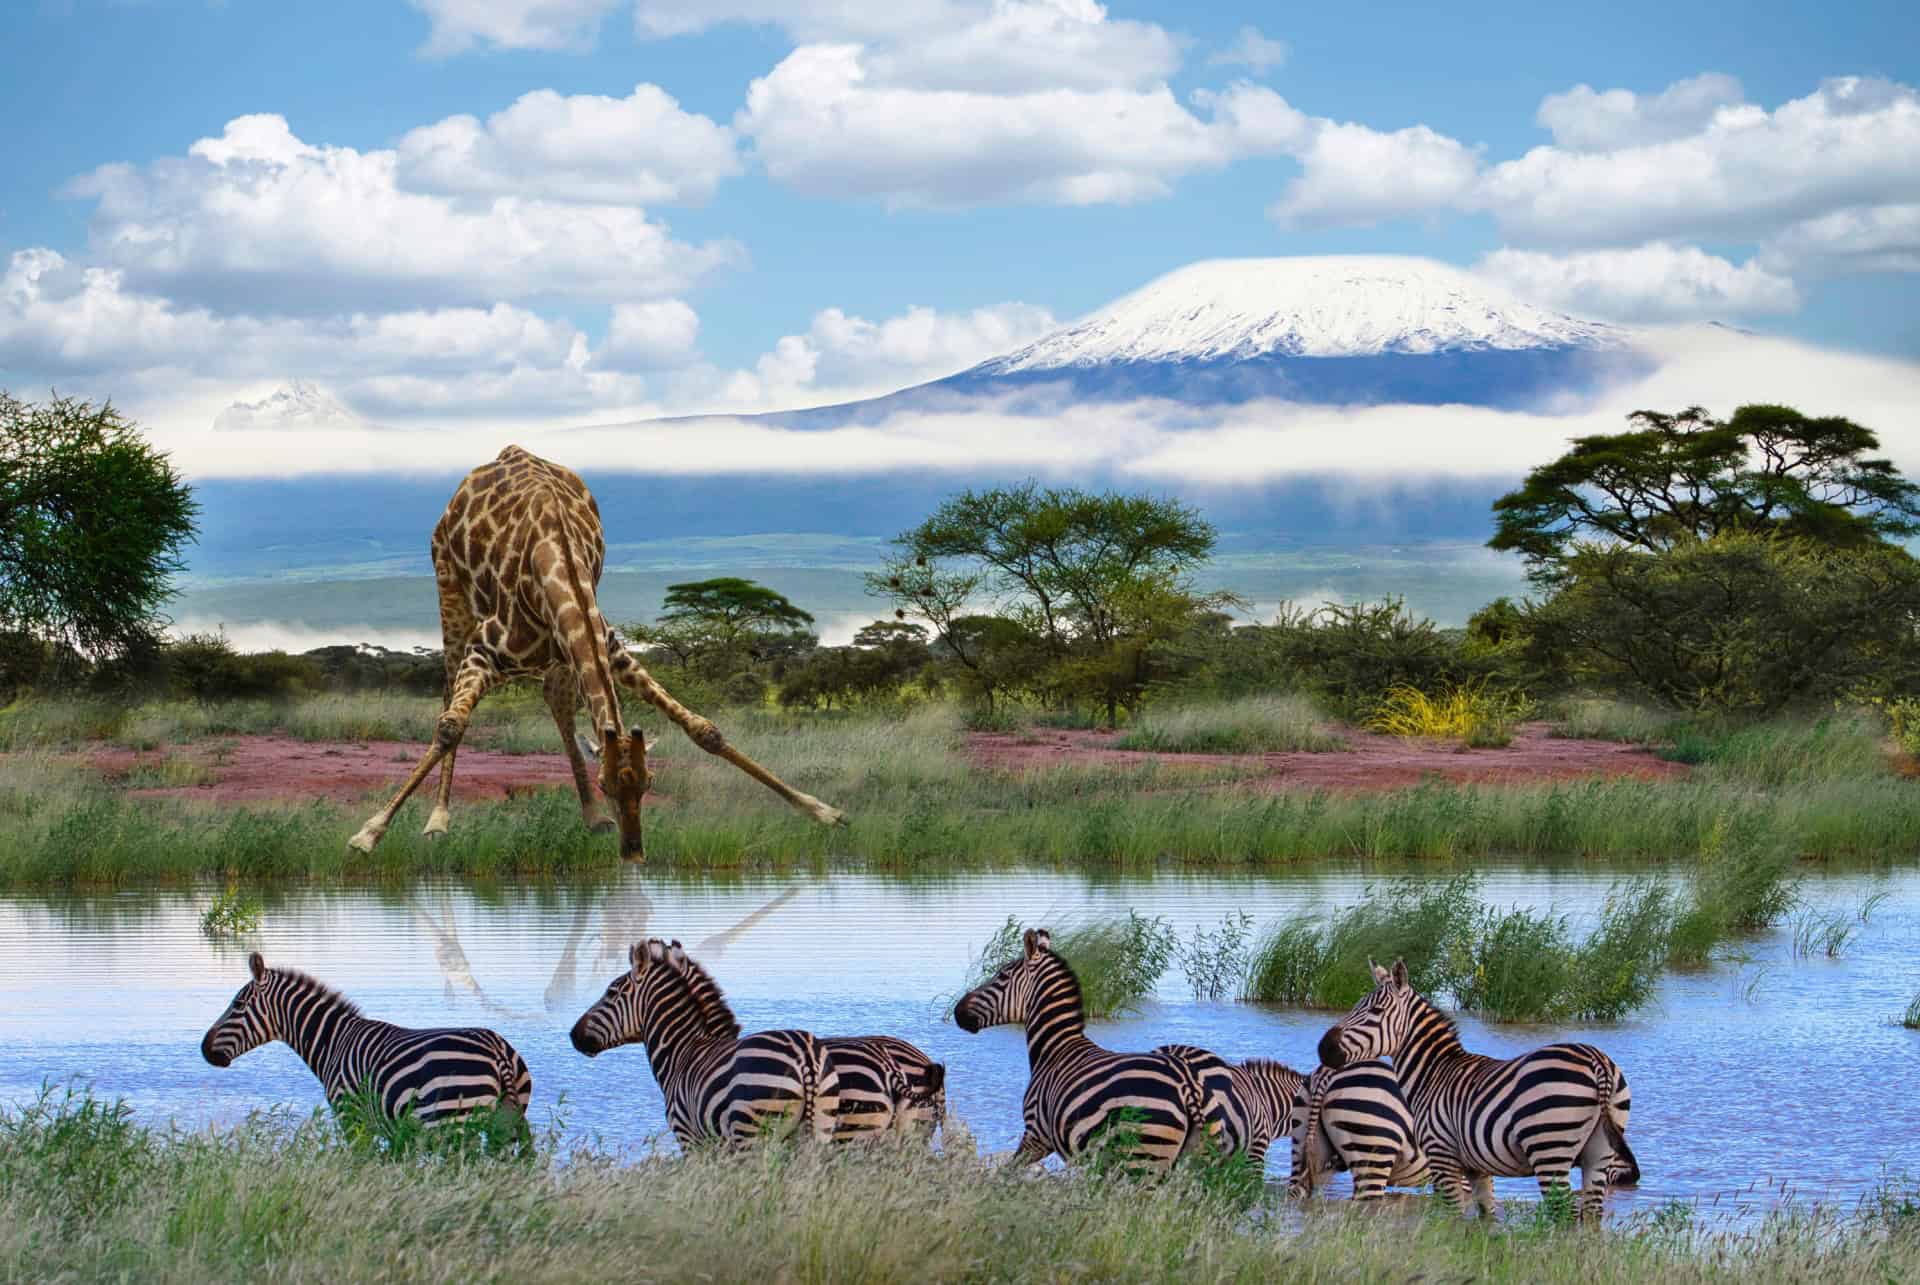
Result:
[823, 1035, 945, 1139]
[334, 1023, 532, 1125]
[1027, 1043, 1204, 1170]
[1289, 1060, 1426, 1200]
[1421, 1042, 1625, 1181]
[675, 1028, 842, 1147]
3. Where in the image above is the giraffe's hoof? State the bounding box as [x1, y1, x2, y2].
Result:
[587, 817, 615, 835]
[347, 825, 382, 854]
[422, 807, 450, 839]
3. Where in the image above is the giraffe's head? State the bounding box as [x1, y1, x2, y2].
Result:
[578, 726, 657, 860]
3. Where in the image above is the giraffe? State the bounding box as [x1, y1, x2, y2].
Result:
[347, 446, 844, 861]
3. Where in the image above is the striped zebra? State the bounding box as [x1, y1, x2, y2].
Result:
[1286, 1060, 1429, 1200]
[954, 928, 1214, 1173]
[570, 938, 841, 1147]
[1317, 958, 1639, 1219]
[1152, 1045, 1426, 1197]
[663, 939, 945, 1141]
[200, 952, 532, 1138]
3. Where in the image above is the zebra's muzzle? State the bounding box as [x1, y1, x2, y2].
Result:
[569, 1019, 603, 1057]
[953, 1001, 983, 1034]
[201, 1032, 233, 1068]
[1317, 1028, 1346, 1070]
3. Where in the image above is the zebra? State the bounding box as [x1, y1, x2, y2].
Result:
[570, 938, 842, 1147]
[1285, 1060, 1430, 1201]
[1151, 1045, 1427, 1197]
[953, 928, 1217, 1173]
[200, 952, 532, 1140]
[1317, 957, 1640, 1220]
[662, 937, 945, 1141]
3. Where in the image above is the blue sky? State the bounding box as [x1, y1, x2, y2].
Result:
[2, 0, 1917, 443]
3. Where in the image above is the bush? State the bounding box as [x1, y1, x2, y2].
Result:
[1366, 679, 1534, 747]
[1245, 875, 1480, 1008]
[1522, 533, 1920, 716]
[166, 633, 320, 702]
[966, 911, 1176, 1019]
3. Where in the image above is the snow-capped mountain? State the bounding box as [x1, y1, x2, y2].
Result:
[213, 380, 374, 433]
[979, 257, 1626, 368]
[768, 255, 1648, 425]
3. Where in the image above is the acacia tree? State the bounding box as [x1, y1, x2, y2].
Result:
[627, 577, 816, 674]
[1490, 404, 1920, 584]
[870, 482, 1230, 722]
[0, 393, 198, 665]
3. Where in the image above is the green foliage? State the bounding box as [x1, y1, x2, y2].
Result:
[1177, 911, 1255, 1001]
[1789, 906, 1861, 959]
[331, 1082, 530, 1163]
[1245, 875, 1481, 1009]
[1367, 679, 1535, 747]
[967, 911, 1176, 1019]
[1114, 694, 1344, 753]
[1902, 993, 1920, 1030]
[166, 631, 321, 702]
[1490, 403, 1920, 585]
[1522, 532, 1920, 716]
[0, 1084, 157, 1228]
[0, 393, 198, 663]
[199, 883, 263, 938]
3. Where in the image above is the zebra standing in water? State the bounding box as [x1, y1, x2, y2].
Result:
[200, 953, 532, 1135]
[570, 939, 841, 1146]
[1286, 1060, 1429, 1200]
[1152, 1045, 1426, 1197]
[1318, 958, 1639, 1220]
[954, 929, 1219, 1172]
[664, 941, 945, 1140]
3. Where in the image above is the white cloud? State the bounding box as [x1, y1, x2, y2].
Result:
[1763, 203, 1920, 275]
[599, 299, 702, 370]
[1535, 72, 1745, 151]
[1208, 25, 1288, 73]
[710, 300, 1057, 409]
[861, 0, 1181, 94]
[65, 114, 741, 315]
[408, 0, 623, 55]
[1269, 121, 1480, 228]
[1476, 243, 1801, 322]
[0, 248, 657, 419]
[739, 47, 1299, 207]
[395, 85, 741, 205]
[1480, 76, 1920, 253]
[122, 328, 1920, 491]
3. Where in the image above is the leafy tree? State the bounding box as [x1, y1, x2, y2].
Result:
[1520, 532, 1920, 714]
[1491, 404, 1920, 584]
[627, 577, 816, 676]
[870, 482, 1226, 722]
[0, 393, 198, 663]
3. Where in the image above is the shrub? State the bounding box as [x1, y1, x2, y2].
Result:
[1366, 679, 1534, 747]
[1245, 875, 1480, 1008]
[1177, 911, 1255, 1001]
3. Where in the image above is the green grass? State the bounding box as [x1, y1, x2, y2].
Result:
[1903, 993, 1920, 1030]
[2, 698, 1919, 885]
[198, 884, 263, 938]
[4, 1086, 1917, 1284]
[1113, 695, 1346, 753]
[964, 911, 1176, 1019]
[1549, 698, 1673, 743]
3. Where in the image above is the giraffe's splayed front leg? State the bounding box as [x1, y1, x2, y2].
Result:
[348, 817, 388, 854]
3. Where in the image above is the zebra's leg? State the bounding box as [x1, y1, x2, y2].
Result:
[606, 639, 845, 826]
[1574, 1124, 1618, 1223]
[1470, 1174, 1500, 1218]
[352, 644, 502, 853]
[1010, 1131, 1050, 1167]
[1425, 1146, 1473, 1215]
[1533, 1166, 1577, 1221]
[542, 666, 613, 833]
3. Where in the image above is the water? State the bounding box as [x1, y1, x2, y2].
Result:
[3, 864, 1918, 1221]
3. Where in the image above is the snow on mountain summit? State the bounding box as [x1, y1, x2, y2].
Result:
[214, 380, 371, 433]
[978, 257, 1628, 372]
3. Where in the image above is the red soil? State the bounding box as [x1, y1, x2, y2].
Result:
[66, 720, 1684, 808]
[88, 736, 585, 806]
[964, 722, 1689, 793]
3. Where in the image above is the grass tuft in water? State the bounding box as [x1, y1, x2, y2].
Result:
[1177, 910, 1255, 1001]
[198, 883, 263, 938]
[964, 911, 1175, 1020]
[1902, 993, 1920, 1031]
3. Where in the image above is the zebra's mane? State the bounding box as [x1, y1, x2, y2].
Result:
[1032, 946, 1087, 1019]
[662, 950, 742, 1040]
[268, 968, 364, 1020]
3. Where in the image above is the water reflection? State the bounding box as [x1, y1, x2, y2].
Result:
[1, 865, 1916, 1223]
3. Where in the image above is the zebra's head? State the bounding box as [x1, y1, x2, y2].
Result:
[575, 724, 658, 862]
[570, 937, 676, 1056]
[954, 928, 1055, 1033]
[201, 952, 274, 1068]
[1317, 957, 1414, 1069]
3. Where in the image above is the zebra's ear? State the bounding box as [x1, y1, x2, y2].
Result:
[645, 939, 669, 965]
[1369, 958, 1390, 984]
[1391, 958, 1409, 987]
[666, 941, 687, 968]
[629, 942, 645, 971]
[1024, 928, 1051, 958]
[248, 952, 266, 981]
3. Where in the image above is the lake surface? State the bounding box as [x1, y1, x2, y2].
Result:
[4, 864, 1917, 1221]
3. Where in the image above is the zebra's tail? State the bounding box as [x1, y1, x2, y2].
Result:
[1594, 1055, 1640, 1188]
[913, 1062, 946, 1106]
[1287, 1069, 1331, 1198]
